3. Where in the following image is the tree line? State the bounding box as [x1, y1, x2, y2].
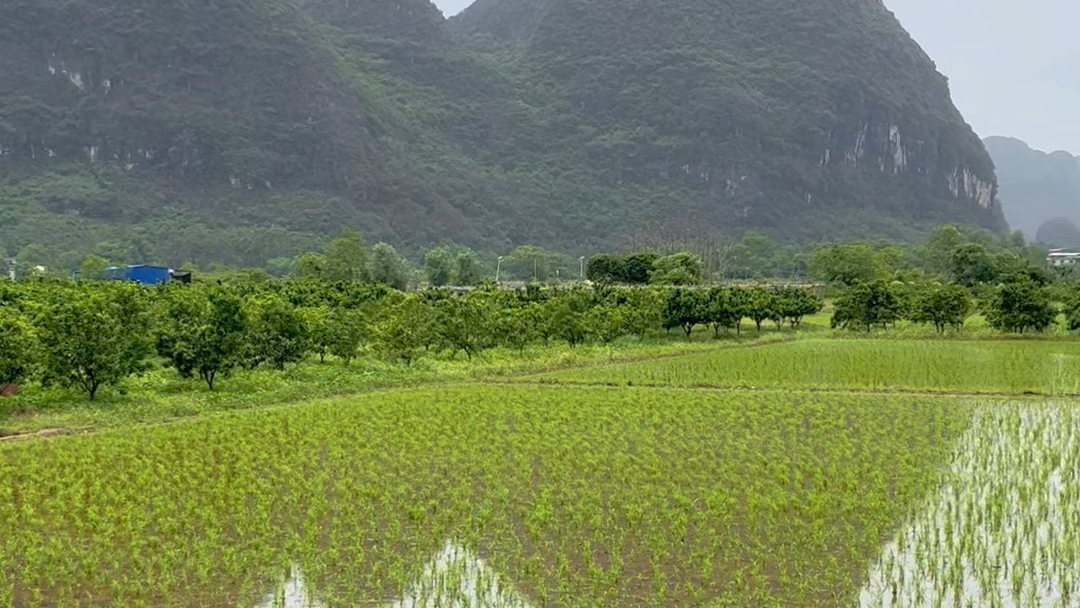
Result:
[826, 276, 1079, 335]
[0, 280, 824, 400]
[21, 222, 1063, 290]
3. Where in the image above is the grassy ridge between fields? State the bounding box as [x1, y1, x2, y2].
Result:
[0, 385, 971, 608]
[1, 336, 790, 437]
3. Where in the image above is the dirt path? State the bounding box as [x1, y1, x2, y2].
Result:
[0, 427, 87, 443]
[486, 378, 1080, 400]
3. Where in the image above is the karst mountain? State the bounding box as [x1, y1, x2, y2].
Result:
[0, 0, 1006, 267]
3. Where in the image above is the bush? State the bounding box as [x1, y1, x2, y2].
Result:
[831, 281, 902, 332]
[0, 306, 38, 388]
[986, 279, 1056, 334]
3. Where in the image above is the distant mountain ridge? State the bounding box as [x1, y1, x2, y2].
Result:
[983, 136, 1080, 241]
[0, 0, 1007, 269]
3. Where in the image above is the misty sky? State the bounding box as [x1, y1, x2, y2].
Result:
[431, 0, 1080, 154]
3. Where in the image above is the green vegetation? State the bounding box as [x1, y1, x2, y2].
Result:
[0, 338, 734, 436]
[35, 284, 153, 400]
[538, 339, 1080, 395]
[859, 401, 1080, 607]
[1, 0, 1007, 270]
[0, 385, 972, 608]
[6, 225, 1080, 606]
[4, 287, 1080, 606]
[0, 307, 35, 388]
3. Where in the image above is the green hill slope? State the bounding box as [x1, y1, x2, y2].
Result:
[0, 0, 1008, 270]
[451, 0, 1006, 242]
[0, 0, 485, 267]
[0, 0, 382, 189]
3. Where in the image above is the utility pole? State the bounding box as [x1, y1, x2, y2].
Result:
[495, 256, 504, 283]
[579, 256, 585, 280]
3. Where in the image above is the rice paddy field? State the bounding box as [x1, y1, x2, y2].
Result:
[2, 338, 1080, 608]
[532, 339, 1080, 395]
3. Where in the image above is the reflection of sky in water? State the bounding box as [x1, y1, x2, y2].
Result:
[255, 564, 324, 608]
[858, 404, 1080, 608]
[255, 543, 532, 608]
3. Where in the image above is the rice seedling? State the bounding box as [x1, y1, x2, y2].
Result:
[0, 385, 970, 608]
[536, 339, 1080, 395]
[858, 402, 1080, 608]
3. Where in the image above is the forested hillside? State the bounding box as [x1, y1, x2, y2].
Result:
[452, 0, 1005, 240]
[0, 0, 1006, 271]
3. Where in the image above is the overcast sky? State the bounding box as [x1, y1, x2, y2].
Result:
[431, 0, 1080, 153]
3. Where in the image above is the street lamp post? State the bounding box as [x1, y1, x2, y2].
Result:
[495, 256, 504, 283]
[579, 256, 585, 280]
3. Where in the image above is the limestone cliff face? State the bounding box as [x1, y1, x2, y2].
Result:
[453, 0, 1006, 239]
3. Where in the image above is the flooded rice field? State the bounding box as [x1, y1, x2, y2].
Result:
[859, 403, 1080, 608]
[256, 543, 531, 608]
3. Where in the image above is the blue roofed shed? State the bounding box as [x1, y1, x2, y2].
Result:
[128, 265, 172, 285]
[106, 265, 173, 285]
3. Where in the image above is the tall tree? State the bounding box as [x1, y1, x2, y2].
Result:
[774, 287, 823, 328]
[326, 306, 368, 365]
[703, 287, 743, 336]
[949, 243, 997, 287]
[433, 296, 489, 359]
[662, 288, 706, 336]
[38, 285, 153, 400]
[744, 287, 779, 332]
[809, 243, 882, 286]
[986, 278, 1056, 334]
[156, 287, 249, 390]
[369, 242, 411, 290]
[650, 252, 703, 285]
[78, 255, 112, 280]
[296, 252, 329, 280]
[831, 281, 903, 332]
[323, 229, 369, 282]
[245, 295, 308, 369]
[455, 249, 482, 286]
[503, 246, 562, 282]
[910, 283, 973, 333]
[375, 294, 431, 366]
[424, 246, 455, 287]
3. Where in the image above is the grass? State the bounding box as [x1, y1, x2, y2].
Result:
[0, 385, 970, 608]
[0, 334, 785, 436]
[533, 339, 1080, 395]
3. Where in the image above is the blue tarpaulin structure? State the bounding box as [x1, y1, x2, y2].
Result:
[106, 265, 173, 285]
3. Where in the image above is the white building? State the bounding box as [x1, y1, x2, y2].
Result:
[1047, 249, 1080, 266]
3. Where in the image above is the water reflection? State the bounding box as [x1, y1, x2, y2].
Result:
[256, 542, 532, 608]
[858, 404, 1080, 608]
[256, 564, 325, 608]
[389, 542, 532, 608]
